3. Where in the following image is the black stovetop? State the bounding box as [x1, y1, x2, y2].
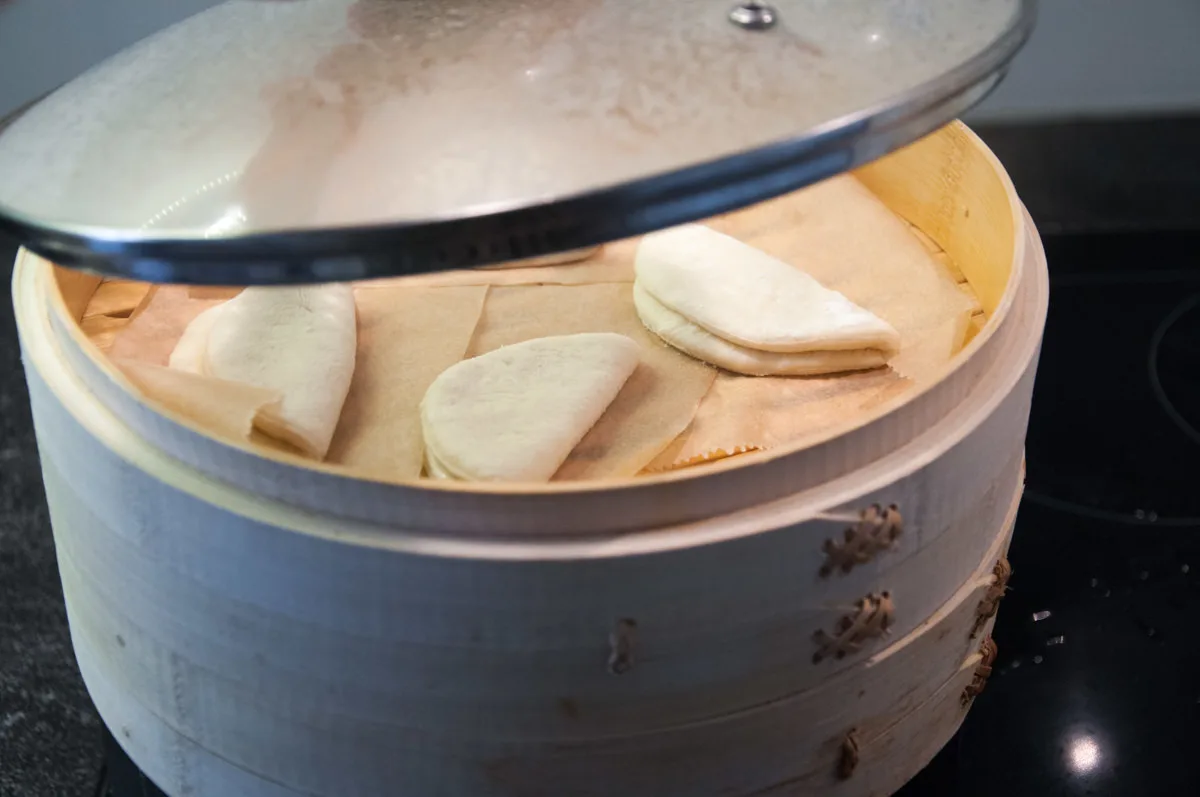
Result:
[3, 228, 1200, 796]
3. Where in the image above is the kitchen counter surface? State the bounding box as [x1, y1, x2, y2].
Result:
[0, 233, 101, 797]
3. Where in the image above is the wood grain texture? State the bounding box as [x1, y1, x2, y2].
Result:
[46, 453, 1018, 797]
[856, 122, 1022, 317]
[52, 266, 100, 322]
[11, 121, 1048, 797]
[24, 311, 1036, 738]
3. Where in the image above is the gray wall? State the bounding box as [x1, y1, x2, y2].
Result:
[0, 0, 220, 117]
[969, 0, 1200, 121]
[2, 0, 1199, 121]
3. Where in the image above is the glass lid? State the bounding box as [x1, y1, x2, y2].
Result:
[0, 0, 1034, 284]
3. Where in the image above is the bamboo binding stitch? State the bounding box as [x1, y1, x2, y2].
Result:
[971, 557, 1012, 638]
[608, 618, 638, 675]
[838, 729, 861, 780]
[961, 636, 999, 705]
[819, 504, 904, 577]
[812, 591, 895, 663]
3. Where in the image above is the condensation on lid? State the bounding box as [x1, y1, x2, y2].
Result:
[0, 0, 1022, 244]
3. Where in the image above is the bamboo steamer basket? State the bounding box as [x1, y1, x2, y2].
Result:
[13, 122, 1047, 796]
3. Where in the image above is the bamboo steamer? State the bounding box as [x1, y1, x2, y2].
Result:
[13, 122, 1048, 797]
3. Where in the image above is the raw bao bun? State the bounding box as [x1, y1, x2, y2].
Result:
[169, 285, 357, 459]
[634, 224, 900, 376]
[633, 284, 890, 377]
[420, 333, 641, 482]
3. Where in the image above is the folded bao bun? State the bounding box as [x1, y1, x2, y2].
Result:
[420, 333, 640, 482]
[169, 285, 357, 459]
[634, 224, 899, 375]
[633, 284, 889, 377]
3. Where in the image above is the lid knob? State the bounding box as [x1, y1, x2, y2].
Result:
[729, 2, 779, 31]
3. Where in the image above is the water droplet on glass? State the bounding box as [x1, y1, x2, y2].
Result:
[1032, 610, 1052, 622]
[1134, 509, 1146, 520]
[1148, 511, 1158, 522]
[1033, 655, 1044, 664]
[1011, 659, 1021, 668]
[1090, 578, 1099, 588]
[1139, 570, 1149, 581]
[1183, 564, 1191, 574]
[1103, 589, 1111, 598]
[1047, 635, 1066, 647]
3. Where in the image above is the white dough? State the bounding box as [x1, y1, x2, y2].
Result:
[168, 303, 225, 375]
[202, 285, 357, 459]
[634, 284, 889, 376]
[635, 224, 900, 355]
[422, 445, 455, 480]
[420, 333, 640, 482]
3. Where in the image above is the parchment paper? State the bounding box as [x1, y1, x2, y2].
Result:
[106, 284, 489, 477]
[76, 280, 155, 351]
[646, 369, 913, 471]
[84, 280, 153, 319]
[479, 246, 601, 270]
[113, 358, 282, 444]
[80, 314, 132, 353]
[364, 240, 638, 290]
[646, 175, 978, 470]
[87, 173, 982, 481]
[467, 283, 717, 480]
[326, 285, 488, 480]
[109, 287, 230, 367]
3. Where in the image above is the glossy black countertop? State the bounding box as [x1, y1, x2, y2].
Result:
[3, 120, 1200, 796]
[902, 232, 1200, 796]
